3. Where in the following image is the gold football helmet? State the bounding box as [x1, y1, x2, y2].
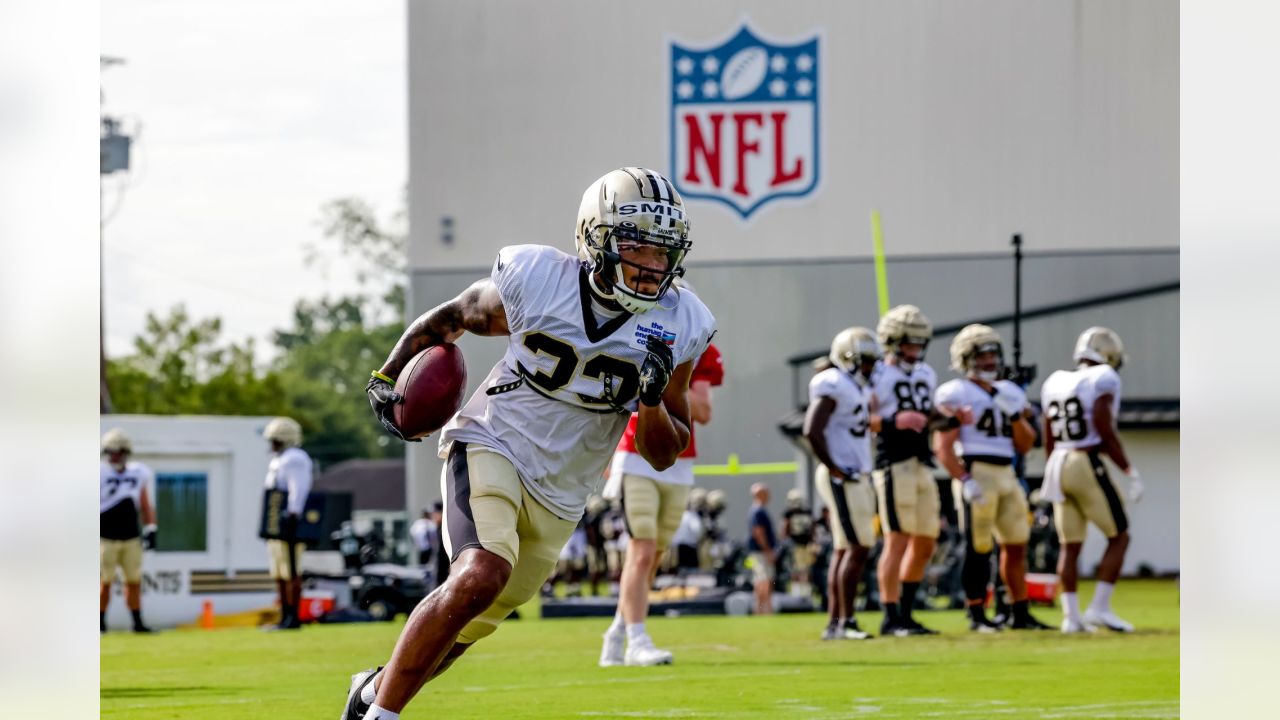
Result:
[101, 428, 132, 455]
[876, 305, 933, 356]
[949, 324, 1004, 375]
[1074, 327, 1126, 369]
[828, 326, 881, 374]
[264, 417, 303, 448]
[575, 167, 691, 313]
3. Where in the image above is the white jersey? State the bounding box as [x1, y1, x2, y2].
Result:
[101, 460, 152, 514]
[870, 360, 938, 464]
[440, 244, 716, 521]
[264, 447, 314, 516]
[934, 378, 1028, 459]
[808, 367, 874, 473]
[1040, 364, 1122, 450]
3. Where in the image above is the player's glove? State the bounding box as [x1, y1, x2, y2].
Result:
[142, 525, 158, 550]
[1126, 468, 1144, 504]
[993, 386, 1027, 417]
[960, 475, 984, 504]
[366, 371, 419, 442]
[637, 335, 675, 407]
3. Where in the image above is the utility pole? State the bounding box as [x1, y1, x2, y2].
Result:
[100, 56, 131, 413]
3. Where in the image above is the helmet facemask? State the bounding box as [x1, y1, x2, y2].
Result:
[967, 342, 1004, 383]
[576, 167, 692, 314]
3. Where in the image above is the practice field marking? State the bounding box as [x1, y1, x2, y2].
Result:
[465, 667, 803, 694]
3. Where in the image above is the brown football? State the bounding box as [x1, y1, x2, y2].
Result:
[392, 343, 468, 440]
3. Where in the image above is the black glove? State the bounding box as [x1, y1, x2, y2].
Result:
[142, 526, 157, 550]
[637, 335, 675, 407]
[366, 372, 420, 442]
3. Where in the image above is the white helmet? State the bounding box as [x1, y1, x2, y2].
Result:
[575, 167, 692, 313]
[263, 417, 303, 448]
[829, 327, 881, 374]
[706, 488, 727, 512]
[687, 486, 708, 511]
[1074, 327, 1126, 370]
[950, 324, 1004, 377]
[101, 428, 132, 454]
[877, 305, 933, 357]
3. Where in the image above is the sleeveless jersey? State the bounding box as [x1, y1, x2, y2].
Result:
[100, 460, 152, 540]
[440, 244, 716, 520]
[808, 367, 874, 473]
[1039, 364, 1122, 450]
[934, 378, 1028, 459]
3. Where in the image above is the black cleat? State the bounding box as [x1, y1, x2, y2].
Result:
[879, 618, 911, 638]
[1009, 613, 1053, 630]
[969, 616, 1003, 634]
[901, 619, 940, 636]
[341, 666, 382, 720]
[132, 624, 154, 634]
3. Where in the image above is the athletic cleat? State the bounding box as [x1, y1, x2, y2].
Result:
[624, 636, 674, 666]
[969, 617, 1003, 634]
[1010, 613, 1053, 630]
[879, 619, 912, 638]
[340, 666, 381, 720]
[821, 624, 842, 641]
[132, 624, 154, 634]
[841, 619, 872, 640]
[901, 619, 939, 636]
[599, 630, 625, 667]
[1083, 608, 1134, 633]
[1061, 618, 1096, 634]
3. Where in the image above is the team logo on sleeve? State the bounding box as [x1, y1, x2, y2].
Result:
[670, 23, 821, 219]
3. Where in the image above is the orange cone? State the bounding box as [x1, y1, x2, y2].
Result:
[200, 600, 215, 629]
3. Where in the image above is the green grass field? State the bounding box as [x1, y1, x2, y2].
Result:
[101, 579, 1178, 719]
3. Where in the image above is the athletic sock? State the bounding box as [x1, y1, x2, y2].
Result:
[884, 602, 901, 624]
[1090, 581, 1115, 613]
[625, 623, 648, 643]
[1061, 592, 1082, 623]
[1012, 599, 1029, 620]
[360, 673, 379, 705]
[607, 610, 625, 636]
[900, 582, 919, 622]
[101, 612, 107, 632]
[366, 704, 399, 720]
[967, 603, 987, 624]
[130, 610, 145, 629]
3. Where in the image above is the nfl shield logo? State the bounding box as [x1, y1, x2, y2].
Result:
[670, 24, 820, 219]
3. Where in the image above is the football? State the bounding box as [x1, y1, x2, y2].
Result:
[720, 45, 768, 100]
[393, 343, 468, 439]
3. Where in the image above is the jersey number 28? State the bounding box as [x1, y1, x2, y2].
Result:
[1045, 398, 1088, 441]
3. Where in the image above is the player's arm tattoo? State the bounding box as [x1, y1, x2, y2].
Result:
[379, 278, 509, 378]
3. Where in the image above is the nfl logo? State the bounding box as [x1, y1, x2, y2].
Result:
[669, 24, 820, 219]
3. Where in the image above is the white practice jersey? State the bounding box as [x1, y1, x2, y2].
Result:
[934, 378, 1028, 459]
[101, 460, 152, 514]
[440, 244, 716, 521]
[1040, 364, 1122, 450]
[265, 447, 314, 515]
[808, 367, 874, 473]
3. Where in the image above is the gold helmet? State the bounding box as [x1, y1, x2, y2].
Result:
[785, 488, 806, 510]
[585, 495, 608, 516]
[877, 305, 933, 357]
[263, 417, 303, 448]
[687, 486, 708, 511]
[706, 488, 727, 512]
[101, 428, 132, 455]
[950, 324, 1004, 375]
[828, 326, 881, 374]
[1074, 327, 1126, 369]
[575, 167, 691, 314]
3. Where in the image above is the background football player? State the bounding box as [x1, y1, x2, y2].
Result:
[600, 340, 722, 667]
[100, 428, 157, 634]
[871, 305, 946, 636]
[806, 327, 882, 640]
[934, 325, 1050, 631]
[262, 416, 313, 631]
[1041, 327, 1141, 633]
[346, 168, 715, 720]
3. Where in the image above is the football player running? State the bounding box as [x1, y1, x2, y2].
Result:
[344, 168, 715, 720]
[806, 327, 883, 641]
[934, 325, 1051, 632]
[1041, 327, 1140, 633]
[870, 305, 949, 636]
